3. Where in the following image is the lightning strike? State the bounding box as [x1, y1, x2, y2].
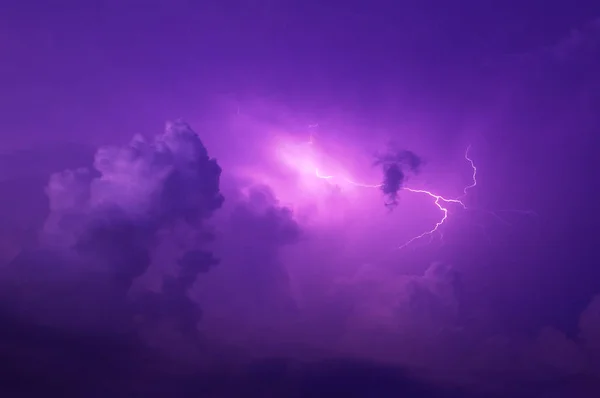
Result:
[295, 130, 534, 251]
[394, 188, 467, 250]
[311, 142, 476, 250]
[315, 168, 334, 179]
[462, 144, 477, 197]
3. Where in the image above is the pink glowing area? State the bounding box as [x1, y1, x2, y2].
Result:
[234, 130, 385, 224]
[274, 135, 369, 194]
[225, 120, 484, 253]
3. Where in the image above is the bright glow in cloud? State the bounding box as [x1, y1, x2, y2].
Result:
[265, 128, 469, 249]
[258, 127, 534, 254]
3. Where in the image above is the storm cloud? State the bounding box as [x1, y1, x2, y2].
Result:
[1, 120, 224, 340]
[1, 3, 600, 397]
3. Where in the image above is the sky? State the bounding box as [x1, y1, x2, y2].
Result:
[1, 1, 600, 396]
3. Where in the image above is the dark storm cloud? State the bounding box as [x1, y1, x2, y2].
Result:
[374, 148, 423, 208]
[230, 186, 301, 247]
[227, 186, 301, 314]
[196, 184, 302, 334]
[1, 120, 224, 339]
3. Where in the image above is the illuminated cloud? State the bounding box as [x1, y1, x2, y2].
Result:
[2, 120, 224, 339]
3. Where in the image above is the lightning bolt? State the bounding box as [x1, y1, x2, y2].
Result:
[393, 187, 466, 250]
[315, 168, 334, 179]
[306, 135, 534, 250]
[326, 177, 467, 249]
[461, 144, 476, 197]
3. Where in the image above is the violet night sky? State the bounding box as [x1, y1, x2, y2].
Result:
[1, 1, 600, 396]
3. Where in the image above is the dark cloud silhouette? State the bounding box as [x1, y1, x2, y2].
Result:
[195, 184, 302, 336]
[374, 148, 423, 208]
[0, 311, 482, 398]
[226, 187, 301, 320]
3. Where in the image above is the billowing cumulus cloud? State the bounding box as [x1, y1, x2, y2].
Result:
[195, 184, 302, 342]
[0, 120, 224, 341]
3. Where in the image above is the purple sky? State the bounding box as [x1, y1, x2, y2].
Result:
[1, 1, 600, 395]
